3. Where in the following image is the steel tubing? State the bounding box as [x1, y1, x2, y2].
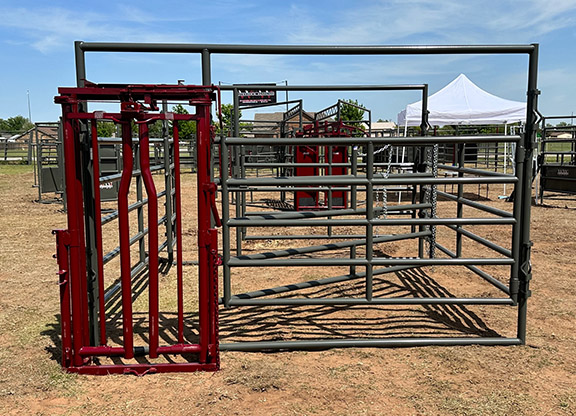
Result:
[219, 337, 523, 352]
[226, 297, 514, 306]
[90, 120, 107, 345]
[118, 121, 135, 359]
[228, 217, 517, 227]
[139, 122, 160, 359]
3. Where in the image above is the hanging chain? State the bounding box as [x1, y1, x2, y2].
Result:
[375, 145, 393, 219]
[424, 145, 439, 258]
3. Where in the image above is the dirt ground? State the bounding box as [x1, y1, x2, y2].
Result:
[1, 164, 575, 416]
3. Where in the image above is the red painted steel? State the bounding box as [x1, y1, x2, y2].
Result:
[55, 83, 220, 374]
[61, 102, 88, 367]
[173, 123, 185, 344]
[54, 229, 72, 368]
[294, 120, 351, 210]
[118, 120, 135, 359]
[138, 121, 160, 359]
[90, 120, 107, 345]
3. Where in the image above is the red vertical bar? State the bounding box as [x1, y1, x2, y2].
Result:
[118, 121, 134, 359]
[61, 103, 87, 367]
[90, 120, 107, 345]
[196, 104, 212, 363]
[139, 121, 159, 358]
[173, 122, 184, 344]
[208, 228, 219, 361]
[54, 229, 72, 369]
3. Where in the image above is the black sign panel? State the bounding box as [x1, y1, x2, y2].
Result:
[237, 86, 277, 106]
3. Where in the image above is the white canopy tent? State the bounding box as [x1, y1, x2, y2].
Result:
[397, 74, 526, 127]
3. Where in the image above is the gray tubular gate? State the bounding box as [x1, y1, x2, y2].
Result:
[75, 42, 539, 351]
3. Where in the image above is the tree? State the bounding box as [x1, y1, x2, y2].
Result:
[0, 115, 34, 134]
[337, 99, 366, 136]
[215, 104, 239, 136]
[97, 121, 116, 137]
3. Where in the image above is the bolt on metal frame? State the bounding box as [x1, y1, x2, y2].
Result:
[65, 41, 538, 361]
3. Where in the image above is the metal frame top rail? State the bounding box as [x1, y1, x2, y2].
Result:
[222, 135, 522, 146]
[76, 42, 536, 54]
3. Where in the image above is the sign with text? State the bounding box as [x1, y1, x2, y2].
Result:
[237, 85, 277, 105]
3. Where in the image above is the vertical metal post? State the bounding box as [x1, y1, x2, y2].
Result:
[196, 103, 213, 362]
[221, 135, 231, 307]
[139, 121, 160, 358]
[118, 120, 135, 359]
[233, 89, 243, 255]
[61, 103, 88, 366]
[517, 44, 539, 344]
[173, 122, 185, 343]
[365, 141, 375, 301]
[135, 143, 146, 264]
[162, 102, 174, 267]
[90, 120, 107, 345]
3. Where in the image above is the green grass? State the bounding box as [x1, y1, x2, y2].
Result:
[0, 164, 34, 174]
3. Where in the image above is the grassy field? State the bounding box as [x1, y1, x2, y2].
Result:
[0, 164, 575, 415]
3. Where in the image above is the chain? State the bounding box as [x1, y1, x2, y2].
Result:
[424, 145, 439, 258]
[375, 145, 393, 219]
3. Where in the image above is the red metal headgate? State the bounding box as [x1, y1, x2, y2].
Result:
[54, 83, 220, 374]
[294, 120, 351, 210]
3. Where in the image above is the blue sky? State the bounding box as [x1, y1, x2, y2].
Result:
[1, 0, 576, 124]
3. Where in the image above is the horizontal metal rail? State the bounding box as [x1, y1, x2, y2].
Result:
[228, 258, 515, 267]
[234, 231, 430, 261]
[436, 190, 514, 218]
[226, 297, 514, 306]
[438, 164, 517, 178]
[222, 135, 521, 146]
[219, 337, 523, 351]
[243, 203, 431, 220]
[101, 190, 168, 225]
[444, 224, 512, 257]
[78, 42, 536, 55]
[228, 218, 517, 227]
[102, 215, 168, 265]
[222, 265, 416, 303]
[226, 175, 518, 187]
[100, 164, 165, 183]
[435, 243, 511, 295]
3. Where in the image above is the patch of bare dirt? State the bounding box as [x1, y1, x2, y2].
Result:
[1, 165, 575, 415]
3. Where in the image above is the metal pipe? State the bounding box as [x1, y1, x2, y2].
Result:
[173, 123, 185, 343]
[434, 242, 511, 295]
[222, 265, 415, 303]
[227, 297, 514, 306]
[77, 41, 535, 55]
[117, 120, 135, 359]
[228, 258, 515, 267]
[436, 190, 513, 218]
[226, 176, 517, 187]
[90, 120, 107, 345]
[138, 122, 160, 359]
[233, 231, 430, 261]
[228, 217, 517, 227]
[224, 135, 521, 146]
[243, 203, 431, 220]
[101, 190, 168, 225]
[517, 44, 539, 343]
[219, 337, 523, 352]
[444, 224, 512, 257]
